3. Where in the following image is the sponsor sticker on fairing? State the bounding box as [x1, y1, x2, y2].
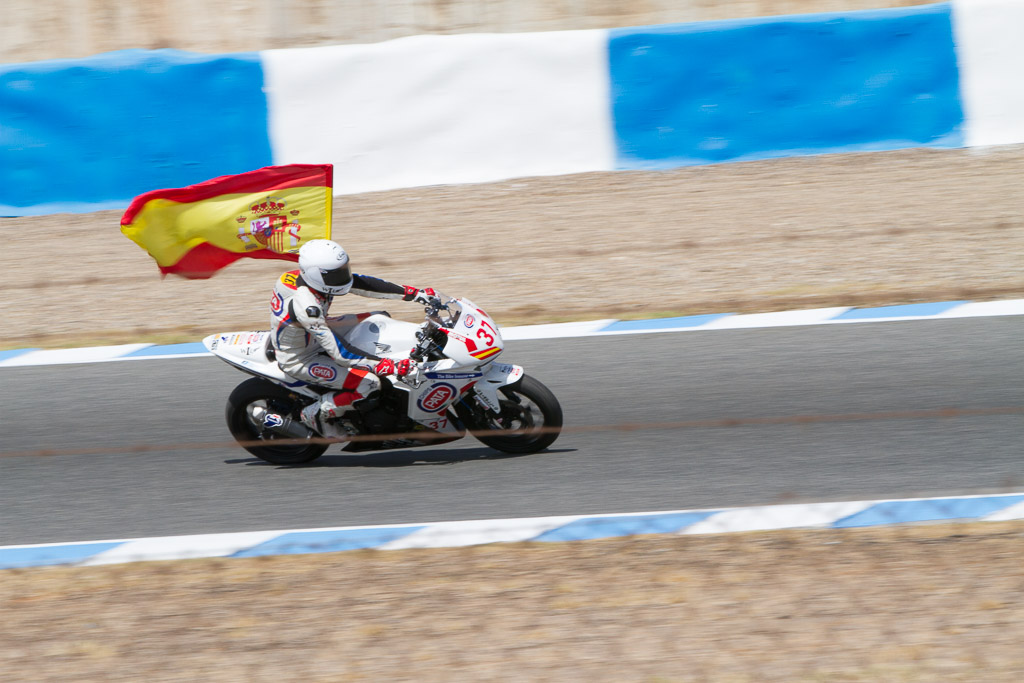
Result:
[425, 372, 482, 380]
[263, 413, 284, 428]
[308, 364, 337, 381]
[463, 314, 476, 327]
[417, 383, 456, 412]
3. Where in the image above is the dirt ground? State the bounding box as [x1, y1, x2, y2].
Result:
[2, 522, 1023, 682]
[2, 146, 1024, 349]
[3, 147, 1024, 679]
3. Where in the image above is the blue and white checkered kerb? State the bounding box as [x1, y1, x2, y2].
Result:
[3, 493, 1022, 570]
[1, 299, 1022, 367]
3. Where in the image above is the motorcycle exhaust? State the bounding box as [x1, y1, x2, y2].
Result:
[250, 405, 315, 438]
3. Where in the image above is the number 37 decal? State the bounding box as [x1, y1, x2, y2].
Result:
[476, 320, 497, 346]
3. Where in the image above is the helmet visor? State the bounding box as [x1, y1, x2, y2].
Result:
[321, 263, 352, 287]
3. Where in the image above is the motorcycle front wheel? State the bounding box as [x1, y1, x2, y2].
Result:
[456, 375, 563, 454]
[225, 378, 328, 465]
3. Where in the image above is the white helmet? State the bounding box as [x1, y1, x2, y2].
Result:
[298, 239, 353, 295]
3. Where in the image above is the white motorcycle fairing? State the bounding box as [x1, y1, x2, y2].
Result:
[338, 308, 524, 420]
[202, 304, 524, 433]
[205, 294, 561, 464]
[204, 331, 319, 397]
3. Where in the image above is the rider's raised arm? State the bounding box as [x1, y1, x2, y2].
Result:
[350, 274, 431, 302]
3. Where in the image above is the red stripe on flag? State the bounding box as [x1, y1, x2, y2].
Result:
[121, 164, 332, 226]
[159, 242, 299, 279]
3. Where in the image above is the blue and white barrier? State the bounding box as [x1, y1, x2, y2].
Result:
[2, 0, 1024, 215]
[3, 492, 1022, 569]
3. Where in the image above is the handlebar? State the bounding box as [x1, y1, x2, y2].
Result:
[410, 317, 439, 363]
[409, 295, 456, 363]
[422, 297, 447, 318]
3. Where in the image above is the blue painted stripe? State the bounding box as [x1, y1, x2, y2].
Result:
[124, 342, 207, 357]
[536, 512, 718, 542]
[834, 495, 1024, 528]
[0, 542, 124, 570]
[599, 313, 731, 333]
[231, 526, 426, 557]
[832, 300, 968, 320]
[609, 3, 964, 170]
[0, 49, 273, 216]
[0, 347, 39, 363]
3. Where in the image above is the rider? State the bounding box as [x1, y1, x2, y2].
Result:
[270, 239, 438, 438]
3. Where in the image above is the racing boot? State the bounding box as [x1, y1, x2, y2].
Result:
[300, 396, 353, 440]
[300, 367, 383, 439]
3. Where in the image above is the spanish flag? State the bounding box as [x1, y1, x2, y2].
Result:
[120, 164, 333, 278]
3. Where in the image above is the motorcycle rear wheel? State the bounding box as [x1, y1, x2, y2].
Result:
[457, 375, 562, 454]
[225, 378, 328, 465]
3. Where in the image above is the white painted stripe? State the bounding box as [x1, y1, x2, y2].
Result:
[590, 326, 716, 337]
[982, 500, 1024, 521]
[935, 299, 1024, 318]
[825, 315, 976, 325]
[501, 319, 616, 341]
[0, 344, 153, 367]
[953, 0, 1024, 147]
[262, 29, 614, 196]
[108, 353, 210, 361]
[379, 515, 582, 550]
[79, 531, 283, 565]
[680, 501, 874, 535]
[700, 307, 853, 330]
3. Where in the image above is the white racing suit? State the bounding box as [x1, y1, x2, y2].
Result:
[270, 269, 423, 432]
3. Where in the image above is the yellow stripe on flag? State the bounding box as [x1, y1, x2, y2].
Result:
[121, 185, 332, 268]
[120, 164, 333, 278]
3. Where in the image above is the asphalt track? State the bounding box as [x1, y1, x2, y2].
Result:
[1, 317, 1022, 547]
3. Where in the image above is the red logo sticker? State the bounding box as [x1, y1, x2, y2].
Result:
[418, 383, 456, 412]
[308, 364, 337, 381]
[463, 314, 475, 327]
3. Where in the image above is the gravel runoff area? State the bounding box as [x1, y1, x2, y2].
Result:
[4, 147, 1023, 679]
[3, 523, 1024, 681]
[2, 146, 1024, 349]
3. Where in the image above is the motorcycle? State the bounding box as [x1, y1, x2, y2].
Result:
[203, 295, 563, 465]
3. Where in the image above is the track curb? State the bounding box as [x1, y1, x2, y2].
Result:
[2, 493, 1022, 570]
[2, 299, 1023, 368]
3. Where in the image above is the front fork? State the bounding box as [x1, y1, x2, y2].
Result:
[463, 385, 527, 431]
[473, 362, 524, 414]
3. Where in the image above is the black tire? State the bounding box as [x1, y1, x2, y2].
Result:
[456, 374, 562, 454]
[225, 378, 328, 465]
